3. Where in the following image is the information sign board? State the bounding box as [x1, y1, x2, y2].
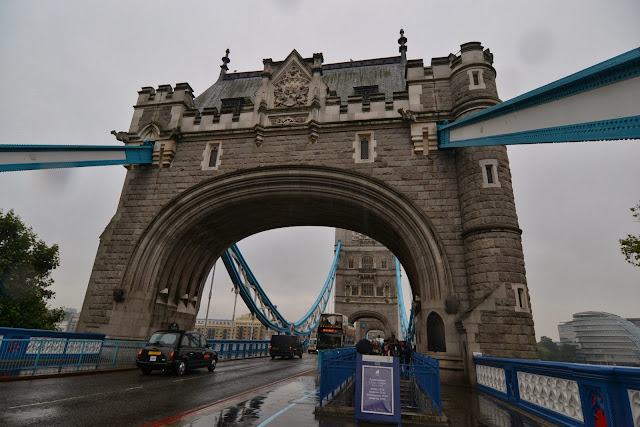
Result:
[354, 354, 401, 424]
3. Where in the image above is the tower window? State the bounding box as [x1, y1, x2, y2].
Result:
[467, 69, 486, 90]
[381, 259, 387, 269]
[376, 286, 384, 297]
[479, 159, 501, 188]
[351, 286, 360, 296]
[362, 283, 374, 296]
[513, 284, 530, 312]
[202, 142, 223, 171]
[360, 138, 369, 160]
[362, 256, 373, 269]
[209, 145, 219, 168]
[353, 132, 376, 163]
[517, 288, 525, 308]
[348, 258, 354, 269]
[485, 165, 494, 184]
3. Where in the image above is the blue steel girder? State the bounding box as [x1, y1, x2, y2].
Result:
[0, 142, 154, 172]
[438, 47, 640, 148]
[395, 258, 414, 343]
[220, 241, 342, 336]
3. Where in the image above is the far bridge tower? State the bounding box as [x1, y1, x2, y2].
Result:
[334, 229, 400, 342]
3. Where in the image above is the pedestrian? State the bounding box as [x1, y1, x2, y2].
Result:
[391, 339, 401, 357]
[356, 338, 372, 355]
[371, 341, 382, 355]
[400, 340, 412, 371]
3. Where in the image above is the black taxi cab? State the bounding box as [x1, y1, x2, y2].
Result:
[136, 329, 218, 375]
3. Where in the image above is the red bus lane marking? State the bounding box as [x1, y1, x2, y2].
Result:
[139, 368, 316, 427]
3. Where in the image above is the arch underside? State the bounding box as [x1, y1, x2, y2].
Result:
[119, 166, 454, 331]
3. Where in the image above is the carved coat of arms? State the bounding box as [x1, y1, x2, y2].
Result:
[273, 64, 310, 108]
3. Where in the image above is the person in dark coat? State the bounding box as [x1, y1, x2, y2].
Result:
[356, 338, 372, 355]
[400, 341, 412, 371]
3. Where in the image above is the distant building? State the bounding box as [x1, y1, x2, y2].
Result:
[194, 313, 267, 340]
[56, 308, 80, 332]
[557, 311, 640, 367]
[67, 313, 80, 332]
[626, 318, 640, 329]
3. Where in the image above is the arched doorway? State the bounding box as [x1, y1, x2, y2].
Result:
[427, 311, 446, 352]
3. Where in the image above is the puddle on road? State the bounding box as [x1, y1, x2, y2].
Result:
[176, 375, 318, 427]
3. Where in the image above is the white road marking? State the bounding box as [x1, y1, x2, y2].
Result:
[9, 391, 108, 409]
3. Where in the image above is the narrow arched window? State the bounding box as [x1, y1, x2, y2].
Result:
[348, 258, 354, 269]
[427, 311, 446, 352]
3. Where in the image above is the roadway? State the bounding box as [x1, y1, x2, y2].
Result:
[0, 355, 317, 426]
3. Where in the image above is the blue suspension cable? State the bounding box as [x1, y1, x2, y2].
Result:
[220, 241, 342, 335]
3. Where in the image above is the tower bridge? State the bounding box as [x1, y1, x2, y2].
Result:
[1, 34, 638, 389]
[74, 37, 541, 382]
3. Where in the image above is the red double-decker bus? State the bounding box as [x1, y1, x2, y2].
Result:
[316, 313, 355, 350]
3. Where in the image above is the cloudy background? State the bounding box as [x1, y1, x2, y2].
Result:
[1, 1, 638, 340]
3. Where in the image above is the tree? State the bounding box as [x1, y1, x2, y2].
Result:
[620, 201, 640, 267]
[537, 336, 559, 361]
[0, 210, 64, 329]
[537, 336, 578, 363]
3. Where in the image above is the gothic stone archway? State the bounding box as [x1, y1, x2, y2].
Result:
[78, 44, 538, 382]
[348, 310, 394, 341]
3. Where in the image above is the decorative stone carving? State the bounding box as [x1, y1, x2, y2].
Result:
[517, 371, 583, 422]
[269, 114, 307, 125]
[110, 130, 133, 143]
[254, 125, 265, 147]
[628, 389, 640, 427]
[273, 64, 310, 108]
[476, 365, 507, 393]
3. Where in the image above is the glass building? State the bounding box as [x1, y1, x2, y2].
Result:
[557, 311, 640, 367]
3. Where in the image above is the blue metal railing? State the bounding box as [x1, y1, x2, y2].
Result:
[318, 347, 358, 405]
[409, 353, 442, 414]
[474, 356, 640, 426]
[318, 348, 442, 414]
[0, 338, 144, 377]
[0, 334, 271, 377]
[207, 339, 269, 360]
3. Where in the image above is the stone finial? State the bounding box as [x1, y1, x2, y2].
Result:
[219, 48, 230, 79]
[398, 29, 407, 65]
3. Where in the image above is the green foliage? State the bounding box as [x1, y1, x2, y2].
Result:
[0, 210, 64, 329]
[620, 202, 640, 267]
[536, 336, 577, 363]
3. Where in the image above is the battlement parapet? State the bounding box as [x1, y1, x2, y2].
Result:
[135, 83, 194, 107]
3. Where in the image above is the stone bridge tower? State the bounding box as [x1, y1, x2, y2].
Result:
[77, 33, 538, 383]
[334, 229, 400, 342]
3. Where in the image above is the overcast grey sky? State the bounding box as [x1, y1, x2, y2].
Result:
[1, 1, 638, 341]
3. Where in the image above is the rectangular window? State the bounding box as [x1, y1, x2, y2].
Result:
[485, 165, 494, 184]
[209, 145, 219, 168]
[517, 288, 525, 308]
[376, 287, 384, 297]
[473, 71, 479, 86]
[362, 284, 374, 296]
[360, 138, 369, 160]
[351, 286, 359, 296]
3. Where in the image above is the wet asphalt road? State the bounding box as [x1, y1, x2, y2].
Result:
[0, 355, 317, 427]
